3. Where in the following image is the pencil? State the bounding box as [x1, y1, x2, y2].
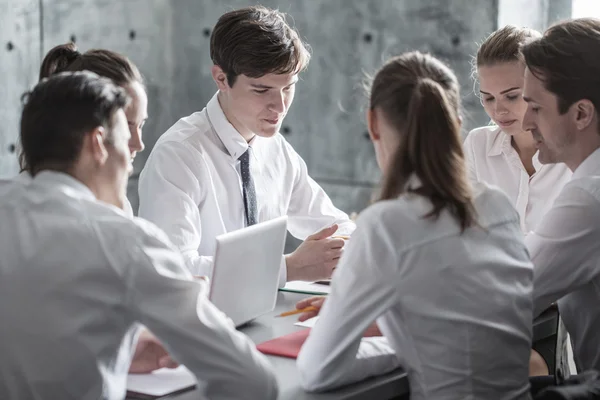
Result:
[277, 306, 318, 318]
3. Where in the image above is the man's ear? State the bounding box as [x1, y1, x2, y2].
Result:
[87, 126, 109, 166]
[573, 99, 595, 131]
[366, 108, 380, 142]
[211, 65, 230, 91]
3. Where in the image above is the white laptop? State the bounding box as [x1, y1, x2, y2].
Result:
[209, 216, 288, 327]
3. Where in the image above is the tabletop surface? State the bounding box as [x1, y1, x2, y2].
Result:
[129, 291, 558, 400]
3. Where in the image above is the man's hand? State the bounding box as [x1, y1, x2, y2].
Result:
[295, 296, 382, 337]
[129, 329, 179, 374]
[286, 225, 346, 281]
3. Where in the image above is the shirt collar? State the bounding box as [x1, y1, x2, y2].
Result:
[405, 174, 423, 192]
[532, 151, 543, 171]
[573, 147, 600, 180]
[33, 170, 96, 201]
[206, 91, 252, 160]
[487, 128, 544, 170]
[16, 171, 33, 183]
[487, 126, 508, 157]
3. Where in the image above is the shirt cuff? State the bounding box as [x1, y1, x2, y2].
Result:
[278, 254, 287, 288]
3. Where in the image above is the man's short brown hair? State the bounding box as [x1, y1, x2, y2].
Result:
[523, 18, 600, 114]
[210, 6, 311, 87]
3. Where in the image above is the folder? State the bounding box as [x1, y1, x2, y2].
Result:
[256, 328, 311, 359]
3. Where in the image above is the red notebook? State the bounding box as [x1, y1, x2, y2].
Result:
[256, 328, 311, 359]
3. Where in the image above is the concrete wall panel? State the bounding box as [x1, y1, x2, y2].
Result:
[0, 0, 40, 178]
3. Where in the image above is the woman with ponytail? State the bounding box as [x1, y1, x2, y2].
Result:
[18, 42, 147, 215]
[296, 52, 533, 399]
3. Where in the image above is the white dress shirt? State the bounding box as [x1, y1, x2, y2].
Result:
[297, 181, 533, 400]
[0, 171, 31, 197]
[464, 126, 572, 233]
[0, 171, 134, 217]
[0, 171, 278, 400]
[138, 92, 355, 282]
[527, 147, 600, 371]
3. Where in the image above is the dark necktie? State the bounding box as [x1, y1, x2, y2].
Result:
[239, 147, 257, 226]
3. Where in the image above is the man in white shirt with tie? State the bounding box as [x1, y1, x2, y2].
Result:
[0, 71, 277, 400]
[138, 6, 355, 284]
[521, 18, 600, 372]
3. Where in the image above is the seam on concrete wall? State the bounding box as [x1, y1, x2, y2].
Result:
[493, 0, 500, 30]
[38, 0, 43, 61]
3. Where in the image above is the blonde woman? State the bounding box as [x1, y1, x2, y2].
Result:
[464, 26, 571, 235]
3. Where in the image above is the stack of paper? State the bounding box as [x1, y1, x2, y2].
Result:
[280, 280, 331, 295]
[126, 366, 197, 399]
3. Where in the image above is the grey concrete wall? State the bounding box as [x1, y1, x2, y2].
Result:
[40, 0, 176, 206]
[0, 0, 40, 178]
[499, 0, 572, 31]
[0, 0, 570, 223]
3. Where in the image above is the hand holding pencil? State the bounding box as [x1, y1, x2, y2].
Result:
[293, 296, 326, 322]
[277, 306, 319, 318]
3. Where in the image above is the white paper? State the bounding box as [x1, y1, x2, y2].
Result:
[126, 365, 197, 397]
[282, 280, 331, 295]
[294, 316, 319, 328]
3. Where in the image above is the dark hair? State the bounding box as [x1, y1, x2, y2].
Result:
[474, 25, 541, 71]
[370, 51, 476, 231]
[39, 42, 143, 87]
[523, 18, 600, 116]
[210, 5, 311, 87]
[20, 71, 129, 175]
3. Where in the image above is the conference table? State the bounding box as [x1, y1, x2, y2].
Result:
[129, 291, 558, 400]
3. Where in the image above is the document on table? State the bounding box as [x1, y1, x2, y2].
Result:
[126, 365, 197, 399]
[294, 316, 319, 328]
[280, 280, 331, 295]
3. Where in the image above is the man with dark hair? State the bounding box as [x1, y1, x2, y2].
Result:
[522, 18, 600, 372]
[139, 6, 355, 284]
[0, 71, 278, 399]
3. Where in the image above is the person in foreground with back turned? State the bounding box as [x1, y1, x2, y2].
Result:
[295, 52, 534, 399]
[0, 72, 277, 400]
[0, 42, 181, 375]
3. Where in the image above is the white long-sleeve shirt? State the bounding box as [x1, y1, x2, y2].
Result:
[0, 171, 135, 217]
[527, 147, 600, 371]
[138, 92, 355, 282]
[297, 181, 533, 400]
[464, 126, 571, 233]
[0, 171, 278, 400]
